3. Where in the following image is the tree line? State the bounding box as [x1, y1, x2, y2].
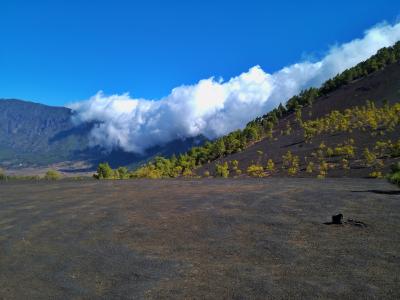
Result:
[105, 41, 400, 179]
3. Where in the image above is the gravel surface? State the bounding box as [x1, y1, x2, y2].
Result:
[0, 179, 399, 299]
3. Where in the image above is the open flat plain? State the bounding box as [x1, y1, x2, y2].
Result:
[0, 179, 399, 299]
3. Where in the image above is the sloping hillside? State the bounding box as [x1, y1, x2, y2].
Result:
[131, 42, 400, 179]
[198, 61, 400, 178]
[0, 99, 93, 167]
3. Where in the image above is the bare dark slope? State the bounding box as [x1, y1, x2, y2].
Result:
[198, 61, 400, 177]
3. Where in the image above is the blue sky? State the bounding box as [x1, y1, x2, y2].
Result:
[0, 0, 399, 106]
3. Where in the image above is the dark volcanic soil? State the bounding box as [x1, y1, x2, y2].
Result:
[198, 62, 400, 178]
[0, 179, 399, 299]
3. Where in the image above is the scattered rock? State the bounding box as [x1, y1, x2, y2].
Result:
[332, 213, 343, 224]
[324, 214, 367, 227]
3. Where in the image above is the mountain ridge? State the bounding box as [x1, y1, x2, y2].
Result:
[0, 98, 205, 172]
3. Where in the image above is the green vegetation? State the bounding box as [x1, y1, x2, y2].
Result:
[44, 169, 61, 180]
[266, 159, 275, 172]
[247, 164, 265, 177]
[302, 101, 400, 141]
[368, 171, 383, 178]
[0, 167, 59, 181]
[334, 142, 355, 158]
[115, 167, 129, 179]
[96, 42, 400, 179]
[374, 139, 400, 158]
[215, 162, 229, 178]
[341, 158, 350, 170]
[282, 151, 300, 176]
[387, 162, 400, 186]
[231, 160, 239, 170]
[95, 162, 114, 179]
[317, 161, 329, 179]
[363, 148, 377, 166]
[230, 160, 242, 176]
[306, 161, 314, 174]
[93, 163, 132, 179]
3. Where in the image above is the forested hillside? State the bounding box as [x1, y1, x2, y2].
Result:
[128, 42, 400, 179]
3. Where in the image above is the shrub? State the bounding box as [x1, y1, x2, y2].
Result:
[334, 144, 355, 158]
[171, 166, 183, 178]
[115, 167, 129, 179]
[326, 147, 334, 157]
[363, 148, 379, 167]
[131, 163, 163, 178]
[306, 162, 314, 173]
[368, 171, 383, 178]
[282, 151, 299, 175]
[96, 162, 114, 179]
[295, 108, 303, 125]
[0, 168, 5, 180]
[247, 164, 265, 177]
[215, 162, 229, 178]
[390, 139, 400, 157]
[387, 162, 400, 186]
[230, 160, 239, 171]
[302, 102, 400, 140]
[282, 151, 293, 169]
[374, 140, 392, 157]
[363, 148, 375, 164]
[388, 172, 400, 186]
[182, 168, 195, 178]
[391, 162, 400, 173]
[203, 171, 210, 177]
[318, 161, 329, 178]
[284, 122, 292, 135]
[266, 159, 275, 172]
[44, 169, 61, 180]
[341, 158, 350, 170]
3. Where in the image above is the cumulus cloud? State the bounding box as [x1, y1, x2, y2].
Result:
[69, 21, 400, 154]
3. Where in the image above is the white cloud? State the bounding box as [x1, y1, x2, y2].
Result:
[69, 21, 400, 154]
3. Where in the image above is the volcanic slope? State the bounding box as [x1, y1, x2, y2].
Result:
[197, 61, 400, 178]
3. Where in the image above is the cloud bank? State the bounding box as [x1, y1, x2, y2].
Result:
[69, 22, 400, 154]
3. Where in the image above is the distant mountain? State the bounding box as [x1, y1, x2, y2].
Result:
[0, 99, 205, 170]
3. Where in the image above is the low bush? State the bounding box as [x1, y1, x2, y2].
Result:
[387, 162, 400, 186]
[247, 164, 265, 177]
[215, 162, 229, 178]
[368, 171, 383, 178]
[44, 169, 61, 180]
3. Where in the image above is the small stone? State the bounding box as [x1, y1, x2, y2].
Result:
[332, 213, 343, 224]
